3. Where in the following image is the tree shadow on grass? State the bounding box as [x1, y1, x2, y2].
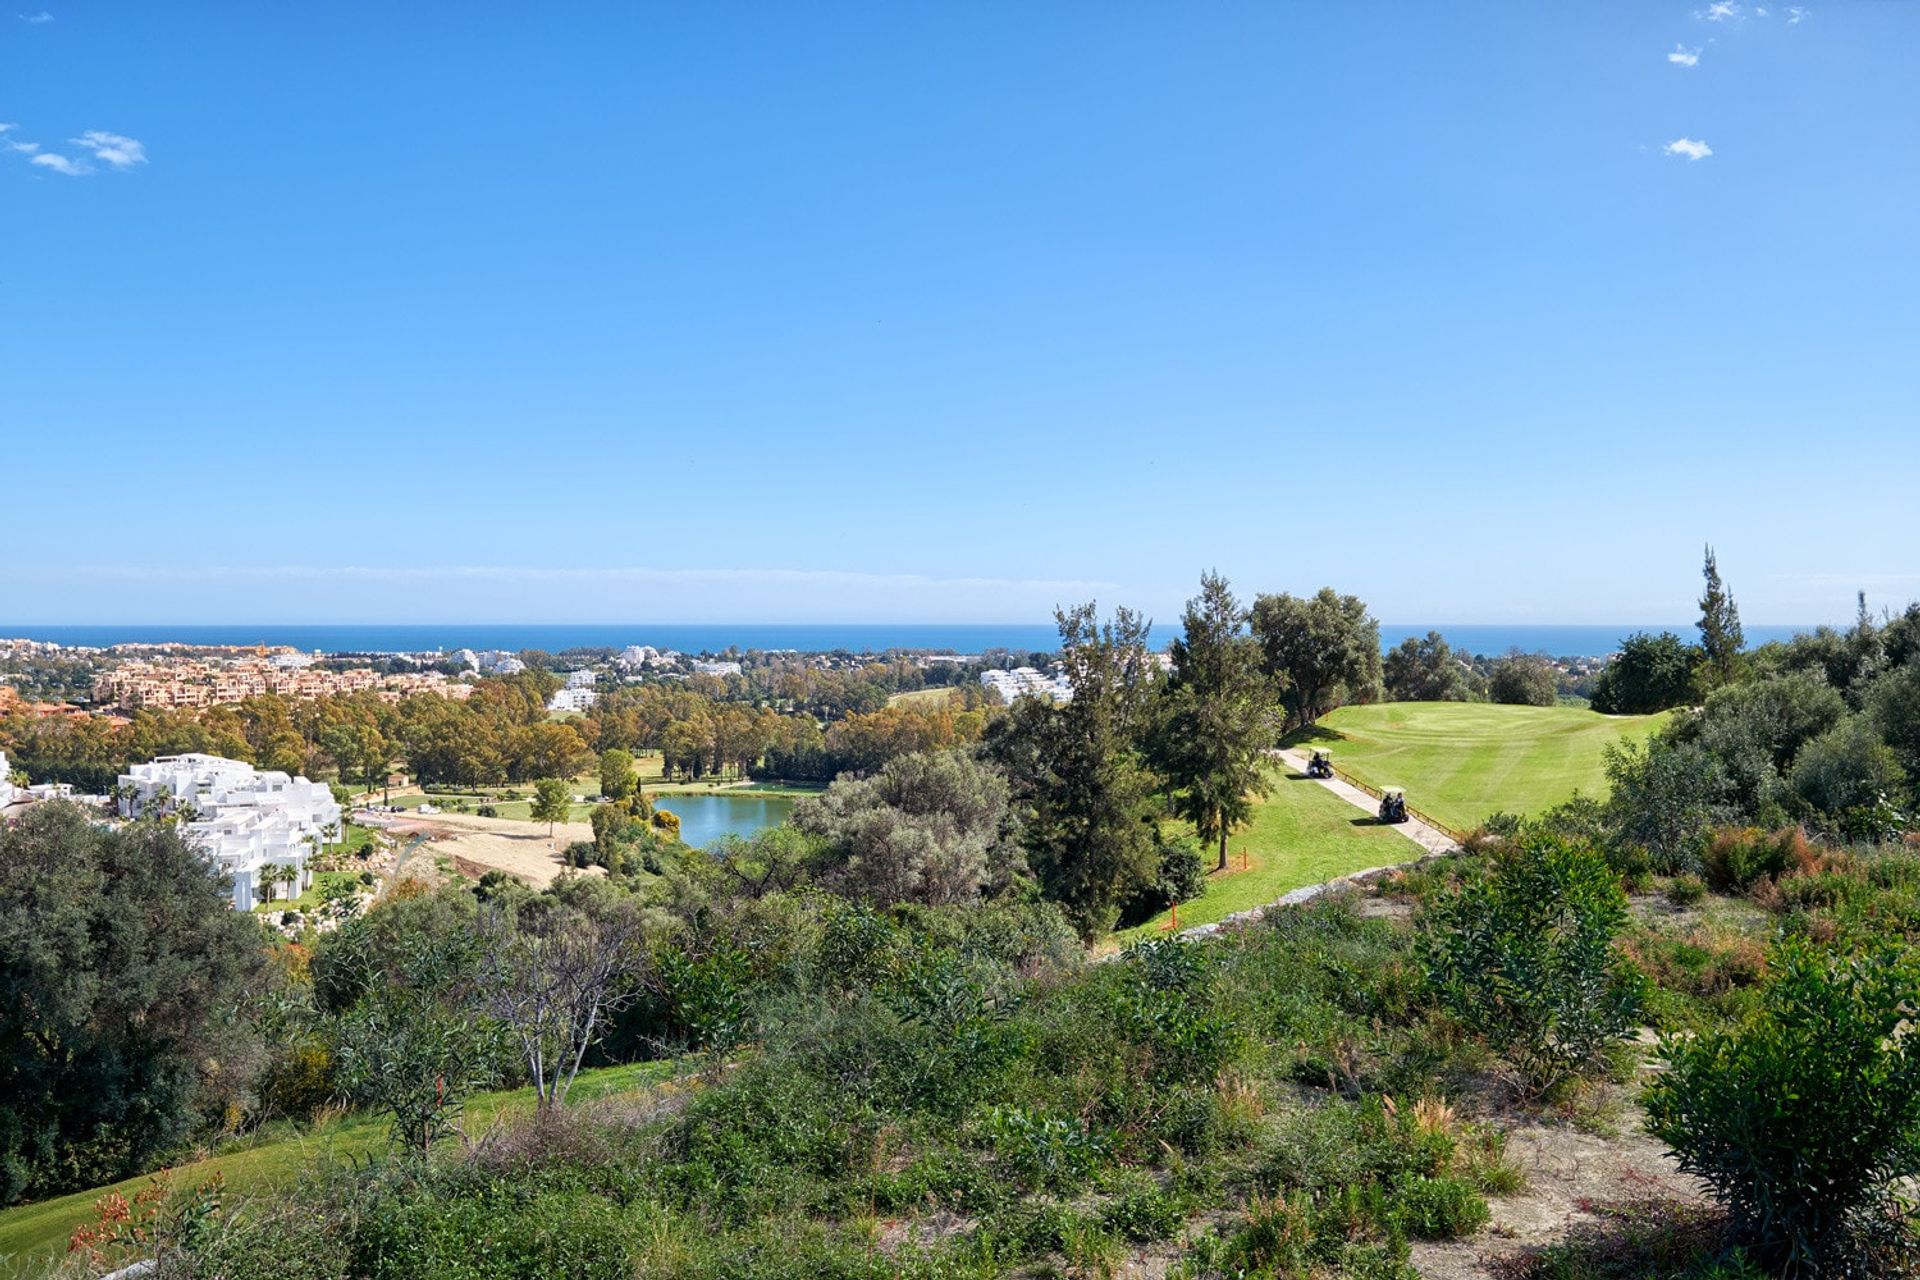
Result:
[1280, 723, 1344, 749]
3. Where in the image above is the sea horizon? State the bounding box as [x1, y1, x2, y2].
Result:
[0, 621, 1830, 659]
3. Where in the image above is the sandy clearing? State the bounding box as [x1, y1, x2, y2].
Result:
[1409, 1096, 1709, 1279]
[387, 811, 598, 888]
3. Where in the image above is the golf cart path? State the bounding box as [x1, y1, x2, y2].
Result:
[1273, 747, 1458, 857]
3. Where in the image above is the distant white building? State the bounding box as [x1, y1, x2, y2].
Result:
[548, 687, 599, 713]
[451, 648, 480, 671]
[474, 651, 527, 676]
[692, 660, 742, 677]
[117, 754, 342, 912]
[0, 749, 16, 809]
[564, 668, 597, 689]
[980, 666, 1074, 705]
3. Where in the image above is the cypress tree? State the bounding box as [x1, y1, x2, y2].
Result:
[1698, 545, 1745, 690]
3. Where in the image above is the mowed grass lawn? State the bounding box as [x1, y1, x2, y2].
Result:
[1289, 702, 1670, 834]
[0, 1061, 679, 1271]
[1115, 766, 1414, 943]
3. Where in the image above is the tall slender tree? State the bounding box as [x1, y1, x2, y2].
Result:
[986, 603, 1162, 938]
[1155, 573, 1280, 870]
[1698, 546, 1746, 690]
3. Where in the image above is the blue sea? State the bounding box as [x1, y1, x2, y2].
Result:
[0, 621, 1823, 658]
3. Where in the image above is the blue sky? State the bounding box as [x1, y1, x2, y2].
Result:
[3, 2, 1915, 626]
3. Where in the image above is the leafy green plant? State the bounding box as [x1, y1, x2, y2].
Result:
[1646, 940, 1920, 1273]
[979, 1104, 1107, 1191]
[1390, 1173, 1489, 1240]
[1427, 834, 1645, 1094]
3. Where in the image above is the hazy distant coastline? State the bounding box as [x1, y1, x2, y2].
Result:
[0, 622, 1824, 659]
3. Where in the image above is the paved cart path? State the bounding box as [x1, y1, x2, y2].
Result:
[1273, 747, 1459, 857]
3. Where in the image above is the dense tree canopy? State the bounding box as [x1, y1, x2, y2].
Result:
[1590, 631, 1698, 715]
[1383, 631, 1473, 703]
[1486, 653, 1558, 707]
[1249, 588, 1381, 729]
[0, 804, 266, 1204]
[792, 750, 1018, 906]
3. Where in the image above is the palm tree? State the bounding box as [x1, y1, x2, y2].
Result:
[276, 862, 301, 902]
[321, 821, 340, 854]
[255, 868, 278, 906]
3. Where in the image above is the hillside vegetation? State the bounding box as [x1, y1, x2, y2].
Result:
[0, 1062, 675, 1269]
[1291, 703, 1669, 833]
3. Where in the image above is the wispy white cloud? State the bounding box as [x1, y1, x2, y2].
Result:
[1786, 5, 1807, 22]
[30, 151, 87, 175]
[1664, 137, 1714, 160]
[1700, 0, 1740, 20]
[70, 130, 145, 169]
[1668, 45, 1702, 66]
[18, 10, 52, 22]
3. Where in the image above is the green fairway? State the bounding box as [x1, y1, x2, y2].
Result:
[1289, 702, 1669, 835]
[0, 1061, 679, 1271]
[1115, 766, 1414, 943]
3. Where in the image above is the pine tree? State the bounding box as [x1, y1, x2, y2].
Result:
[984, 603, 1162, 938]
[1698, 546, 1745, 690]
[1155, 573, 1279, 870]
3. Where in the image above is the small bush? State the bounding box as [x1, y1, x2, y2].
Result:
[476, 804, 498, 818]
[1100, 1179, 1185, 1242]
[1646, 939, 1920, 1273]
[1392, 1173, 1490, 1239]
[1665, 874, 1707, 906]
[1701, 827, 1809, 892]
[1427, 834, 1645, 1094]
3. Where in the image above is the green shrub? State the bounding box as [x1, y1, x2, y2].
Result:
[979, 1104, 1107, 1192]
[1427, 834, 1645, 1093]
[352, 1188, 634, 1279]
[1701, 827, 1806, 892]
[1391, 1173, 1490, 1239]
[1646, 940, 1920, 1273]
[1099, 1178, 1185, 1242]
[1665, 874, 1707, 906]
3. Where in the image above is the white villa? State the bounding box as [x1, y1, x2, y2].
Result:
[117, 753, 342, 911]
[0, 749, 16, 809]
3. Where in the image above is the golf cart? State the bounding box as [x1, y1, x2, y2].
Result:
[1378, 787, 1408, 824]
[1306, 748, 1334, 780]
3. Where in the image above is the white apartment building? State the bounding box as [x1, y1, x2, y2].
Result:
[980, 666, 1075, 705]
[547, 686, 599, 713]
[0, 750, 16, 809]
[692, 660, 743, 677]
[564, 668, 598, 689]
[117, 753, 342, 911]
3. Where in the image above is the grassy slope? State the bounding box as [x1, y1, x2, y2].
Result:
[1116, 765, 1413, 942]
[1290, 702, 1669, 834]
[0, 1061, 678, 1269]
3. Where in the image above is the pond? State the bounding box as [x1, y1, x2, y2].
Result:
[651, 791, 797, 848]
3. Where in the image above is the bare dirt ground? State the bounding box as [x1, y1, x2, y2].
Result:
[1410, 1094, 1710, 1279]
[382, 810, 597, 887]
